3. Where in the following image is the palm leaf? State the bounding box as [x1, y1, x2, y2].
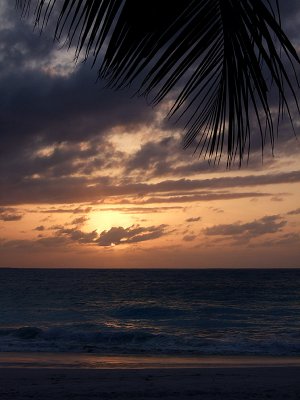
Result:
[16, 0, 300, 164]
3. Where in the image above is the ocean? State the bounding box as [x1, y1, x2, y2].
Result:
[1, 268, 300, 357]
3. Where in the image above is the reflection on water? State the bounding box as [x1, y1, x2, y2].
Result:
[2, 353, 300, 369]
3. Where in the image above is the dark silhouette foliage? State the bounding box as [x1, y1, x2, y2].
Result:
[16, 0, 300, 165]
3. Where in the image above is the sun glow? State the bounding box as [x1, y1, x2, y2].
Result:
[87, 210, 135, 233]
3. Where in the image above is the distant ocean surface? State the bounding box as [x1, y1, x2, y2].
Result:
[0, 268, 300, 357]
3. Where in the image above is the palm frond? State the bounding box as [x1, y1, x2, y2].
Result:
[16, 0, 300, 165]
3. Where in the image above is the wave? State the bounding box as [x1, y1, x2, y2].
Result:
[109, 305, 187, 319]
[1, 325, 300, 356]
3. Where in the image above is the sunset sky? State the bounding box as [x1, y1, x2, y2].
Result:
[1, 1, 300, 268]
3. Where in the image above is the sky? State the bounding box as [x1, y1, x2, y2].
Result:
[0, 1, 300, 268]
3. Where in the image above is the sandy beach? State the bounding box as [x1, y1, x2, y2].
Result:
[0, 366, 300, 400]
[1, 363, 300, 399]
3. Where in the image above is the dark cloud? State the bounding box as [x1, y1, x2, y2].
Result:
[0, 223, 169, 251]
[1, 223, 169, 249]
[183, 235, 197, 242]
[0, 8, 299, 175]
[69, 216, 89, 226]
[126, 137, 175, 176]
[0, 207, 22, 221]
[38, 206, 93, 214]
[185, 217, 201, 223]
[33, 225, 45, 231]
[0, 225, 167, 250]
[124, 135, 291, 180]
[56, 227, 98, 244]
[0, 236, 69, 250]
[0, 3, 153, 189]
[138, 192, 270, 204]
[1, 48, 151, 151]
[279, 0, 300, 40]
[0, 0, 299, 218]
[4, 167, 300, 205]
[35, 236, 70, 248]
[270, 196, 284, 202]
[287, 208, 300, 215]
[203, 215, 287, 242]
[94, 206, 183, 214]
[257, 232, 300, 247]
[97, 224, 168, 246]
[1, 1, 300, 210]
[208, 207, 224, 214]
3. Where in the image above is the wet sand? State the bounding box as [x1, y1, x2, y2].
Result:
[1, 366, 300, 399]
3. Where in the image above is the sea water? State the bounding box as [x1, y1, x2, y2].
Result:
[0, 268, 300, 356]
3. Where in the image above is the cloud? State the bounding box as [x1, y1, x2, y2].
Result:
[183, 234, 197, 242]
[208, 207, 224, 214]
[69, 216, 89, 226]
[0, 3, 154, 198]
[257, 232, 300, 247]
[9, 223, 169, 249]
[2, 168, 299, 205]
[126, 137, 175, 176]
[97, 224, 168, 246]
[185, 217, 201, 223]
[203, 215, 287, 243]
[39, 206, 93, 214]
[0, 4, 299, 210]
[270, 196, 284, 202]
[0, 207, 22, 221]
[137, 192, 270, 204]
[0, 223, 169, 252]
[0, 235, 70, 250]
[1, 2, 300, 210]
[34, 225, 45, 231]
[1, 51, 151, 152]
[56, 228, 98, 244]
[124, 136, 287, 179]
[91, 206, 183, 214]
[49, 224, 64, 230]
[287, 208, 300, 215]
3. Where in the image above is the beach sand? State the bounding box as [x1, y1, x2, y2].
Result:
[1, 366, 300, 399]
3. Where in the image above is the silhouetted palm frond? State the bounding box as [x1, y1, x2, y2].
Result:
[16, 0, 300, 164]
